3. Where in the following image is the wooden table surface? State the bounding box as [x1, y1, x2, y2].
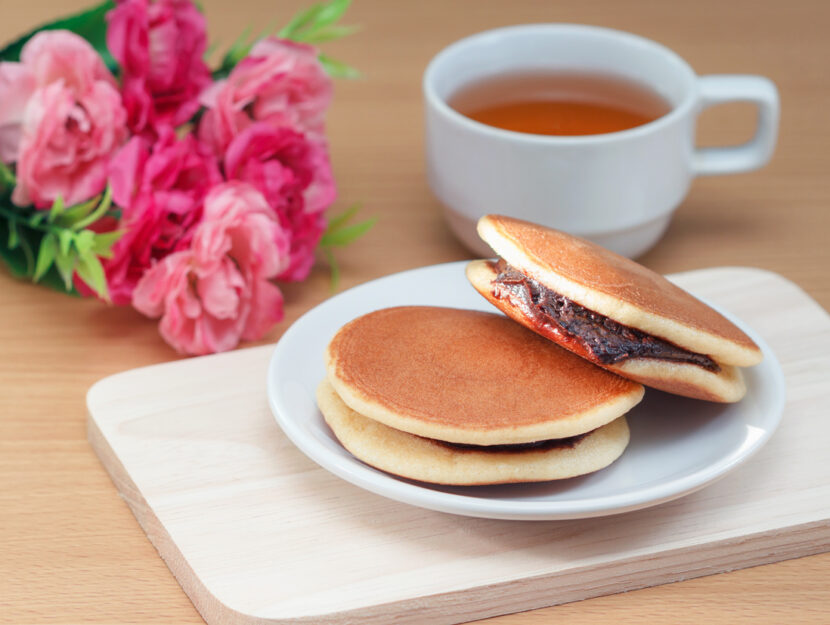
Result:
[2, 1, 828, 623]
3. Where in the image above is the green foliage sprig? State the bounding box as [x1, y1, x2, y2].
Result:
[216, 0, 359, 79]
[0, 179, 122, 300]
[319, 203, 375, 290]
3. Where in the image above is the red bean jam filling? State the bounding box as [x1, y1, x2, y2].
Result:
[434, 432, 589, 454]
[492, 261, 720, 372]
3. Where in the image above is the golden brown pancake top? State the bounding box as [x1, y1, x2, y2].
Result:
[327, 306, 642, 432]
[483, 215, 759, 351]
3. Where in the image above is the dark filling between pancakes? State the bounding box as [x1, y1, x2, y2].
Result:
[492, 260, 720, 372]
[432, 431, 589, 454]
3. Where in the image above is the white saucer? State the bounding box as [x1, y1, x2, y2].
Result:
[267, 262, 785, 520]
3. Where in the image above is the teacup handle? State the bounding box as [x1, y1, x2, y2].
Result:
[693, 75, 780, 176]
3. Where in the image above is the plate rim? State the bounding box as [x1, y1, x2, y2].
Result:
[266, 261, 786, 520]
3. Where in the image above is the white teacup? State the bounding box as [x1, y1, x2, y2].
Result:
[423, 24, 780, 257]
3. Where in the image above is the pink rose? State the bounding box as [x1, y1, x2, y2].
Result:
[193, 182, 290, 279]
[107, 0, 211, 136]
[224, 123, 335, 282]
[12, 79, 127, 208]
[102, 129, 221, 305]
[0, 64, 34, 163]
[22, 29, 117, 93]
[133, 182, 289, 355]
[199, 37, 331, 155]
[0, 30, 117, 164]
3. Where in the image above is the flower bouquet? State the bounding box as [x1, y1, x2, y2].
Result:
[0, 0, 372, 355]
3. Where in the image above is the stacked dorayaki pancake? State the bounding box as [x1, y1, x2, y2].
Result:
[319, 307, 642, 485]
[317, 215, 762, 486]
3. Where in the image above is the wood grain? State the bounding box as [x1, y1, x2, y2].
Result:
[2, 0, 830, 624]
[86, 268, 830, 625]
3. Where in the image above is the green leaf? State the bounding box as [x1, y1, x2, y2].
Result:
[7, 220, 19, 250]
[71, 185, 112, 231]
[0, 208, 43, 279]
[56, 195, 99, 227]
[320, 216, 376, 247]
[295, 24, 359, 44]
[75, 251, 109, 301]
[317, 201, 371, 290]
[54, 245, 77, 291]
[58, 229, 74, 257]
[33, 232, 58, 282]
[325, 203, 360, 233]
[0, 244, 28, 278]
[38, 265, 80, 295]
[278, 3, 326, 38]
[280, 0, 353, 41]
[48, 195, 65, 223]
[0, 219, 30, 277]
[309, 0, 351, 31]
[90, 230, 123, 258]
[29, 212, 47, 227]
[318, 54, 360, 79]
[321, 245, 340, 292]
[16, 228, 35, 275]
[218, 0, 357, 77]
[284, 0, 354, 45]
[0, 221, 78, 294]
[74, 229, 95, 255]
[0, 161, 15, 191]
[0, 1, 117, 73]
[220, 25, 253, 70]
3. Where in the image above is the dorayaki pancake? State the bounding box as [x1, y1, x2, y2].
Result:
[467, 260, 748, 402]
[318, 379, 630, 485]
[477, 215, 762, 365]
[469, 214, 763, 402]
[325, 306, 644, 445]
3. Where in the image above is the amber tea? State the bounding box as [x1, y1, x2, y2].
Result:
[449, 71, 671, 136]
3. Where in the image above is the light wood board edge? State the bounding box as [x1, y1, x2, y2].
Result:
[88, 403, 830, 625]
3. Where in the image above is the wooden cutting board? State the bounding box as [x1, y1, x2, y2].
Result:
[87, 267, 830, 625]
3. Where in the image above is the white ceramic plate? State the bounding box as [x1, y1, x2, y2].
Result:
[267, 262, 785, 520]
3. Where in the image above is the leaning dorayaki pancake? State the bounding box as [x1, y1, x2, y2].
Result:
[325, 306, 643, 445]
[468, 215, 763, 402]
[317, 379, 630, 485]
